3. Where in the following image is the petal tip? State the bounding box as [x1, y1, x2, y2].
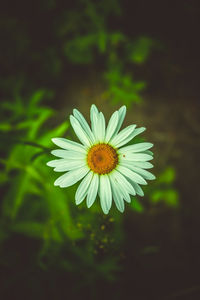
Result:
[91, 104, 98, 113]
[51, 138, 57, 144]
[50, 150, 56, 156]
[87, 202, 92, 208]
[75, 199, 81, 205]
[69, 115, 74, 122]
[73, 108, 77, 114]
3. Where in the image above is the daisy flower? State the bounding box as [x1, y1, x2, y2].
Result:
[47, 105, 155, 214]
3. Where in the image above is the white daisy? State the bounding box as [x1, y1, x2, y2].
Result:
[47, 105, 155, 214]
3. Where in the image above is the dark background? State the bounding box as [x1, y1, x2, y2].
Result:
[0, 0, 200, 299]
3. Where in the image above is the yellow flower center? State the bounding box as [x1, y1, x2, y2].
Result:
[87, 143, 118, 175]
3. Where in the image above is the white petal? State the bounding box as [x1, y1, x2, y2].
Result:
[120, 160, 153, 171]
[119, 153, 153, 161]
[105, 111, 119, 142]
[54, 160, 86, 172]
[47, 158, 84, 168]
[110, 172, 131, 203]
[75, 171, 93, 205]
[116, 127, 146, 149]
[115, 106, 126, 135]
[121, 161, 153, 169]
[119, 142, 153, 153]
[121, 190, 131, 203]
[86, 173, 99, 208]
[117, 165, 147, 185]
[110, 125, 136, 148]
[91, 104, 99, 115]
[51, 149, 86, 159]
[113, 188, 125, 212]
[99, 175, 112, 214]
[129, 127, 146, 139]
[143, 150, 154, 156]
[116, 126, 147, 148]
[112, 170, 136, 196]
[90, 104, 99, 140]
[54, 166, 89, 187]
[122, 164, 155, 180]
[47, 159, 63, 167]
[118, 185, 131, 203]
[52, 138, 86, 153]
[131, 182, 144, 196]
[51, 149, 69, 158]
[70, 115, 91, 147]
[73, 109, 95, 143]
[97, 112, 106, 142]
[109, 174, 124, 212]
[114, 183, 131, 203]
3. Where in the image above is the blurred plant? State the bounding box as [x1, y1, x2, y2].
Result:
[149, 166, 179, 208]
[0, 90, 123, 289]
[1, 0, 154, 106]
[104, 67, 146, 106]
[0, 0, 181, 297]
[130, 165, 179, 213]
[128, 149, 179, 212]
[126, 37, 154, 64]
[58, 0, 154, 107]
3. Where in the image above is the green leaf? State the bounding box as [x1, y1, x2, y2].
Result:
[27, 109, 54, 139]
[158, 167, 176, 184]
[39, 121, 69, 147]
[97, 31, 107, 53]
[63, 34, 97, 64]
[150, 189, 179, 207]
[0, 172, 8, 185]
[30, 90, 46, 106]
[150, 190, 164, 204]
[0, 123, 12, 132]
[128, 37, 153, 64]
[164, 189, 179, 207]
[130, 198, 144, 213]
[44, 184, 84, 240]
[109, 32, 125, 45]
[12, 221, 45, 238]
[2, 174, 30, 219]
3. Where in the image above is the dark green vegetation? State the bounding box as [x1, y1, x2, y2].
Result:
[0, 0, 200, 299]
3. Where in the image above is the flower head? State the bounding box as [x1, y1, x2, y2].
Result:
[47, 105, 155, 214]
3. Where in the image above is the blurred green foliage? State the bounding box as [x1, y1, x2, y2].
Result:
[104, 68, 146, 105]
[59, 0, 154, 106]
[0, 89, 124, 287]
[0, 0, 179, 296]
[149, 167, 179, 208]
[127, 37, 154, 64]
[0, 88, 178, 291]
[130, 198, 144, 213]
[1, 0, 154, 106]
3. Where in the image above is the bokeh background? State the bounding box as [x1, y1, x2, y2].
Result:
[0, 0, 200, 299]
